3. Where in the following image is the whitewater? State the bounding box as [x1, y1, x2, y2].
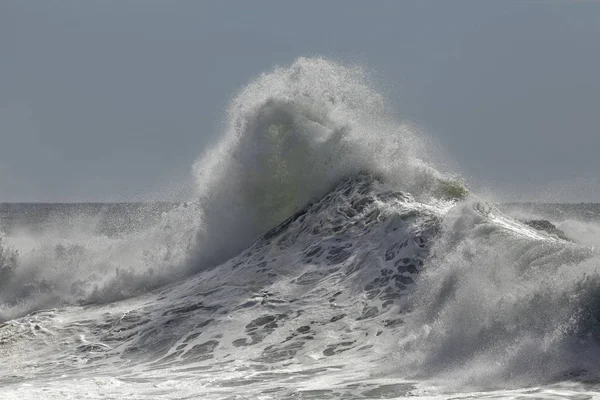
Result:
[1, 58, 600, 399]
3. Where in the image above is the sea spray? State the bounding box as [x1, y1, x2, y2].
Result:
[189, 57, 451, 270]
[0, 58, 448, 321]
[393, 200, 600, 387]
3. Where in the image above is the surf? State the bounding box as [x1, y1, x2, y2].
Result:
[0, 57, 456, 321]
[1, 57, 600, 398]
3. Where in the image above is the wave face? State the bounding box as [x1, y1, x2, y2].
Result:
[1, 58, 600, 398]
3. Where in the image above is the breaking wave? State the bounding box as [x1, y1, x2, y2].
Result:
[0, 58, 454, 320]
[1, 58, 600, 397]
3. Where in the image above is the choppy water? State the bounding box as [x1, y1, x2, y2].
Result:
[2, 58, 600, 399]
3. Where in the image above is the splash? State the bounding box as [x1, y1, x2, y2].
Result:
[0, 58, 453, 320]
[2, 55, 600, 394]
[190, 57, 452, 269]
[391, 201, 600, 388]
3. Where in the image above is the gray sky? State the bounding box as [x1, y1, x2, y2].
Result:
[1, 1, 599, 202]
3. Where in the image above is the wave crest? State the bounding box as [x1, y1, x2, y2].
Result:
[190, 57, 449, 268]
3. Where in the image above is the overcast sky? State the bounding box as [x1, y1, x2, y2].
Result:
[1, 1, 599, 202]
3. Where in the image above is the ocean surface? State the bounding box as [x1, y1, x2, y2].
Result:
[2, 58, 600, 399]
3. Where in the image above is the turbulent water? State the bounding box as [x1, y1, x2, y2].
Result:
[2, 58, 600, 399]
